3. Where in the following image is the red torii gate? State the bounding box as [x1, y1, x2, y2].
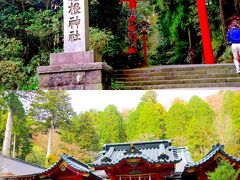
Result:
[120, 0, 138, 55]
[120, 0, 215, 64]
[197, 0, 215, 64]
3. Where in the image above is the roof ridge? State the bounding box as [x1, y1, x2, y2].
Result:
[104, 139, 172, 148]
[61, 154, 90, 169]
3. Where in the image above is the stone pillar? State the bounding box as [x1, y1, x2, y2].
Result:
[64, 0, 89, 52]
[38, 0, 112, 90]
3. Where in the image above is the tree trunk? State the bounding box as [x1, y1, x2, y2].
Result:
[234, 0, 240, 15]
[219, 0, 226, 42]
[0, 155, 3, 178]
[46, 119, 54, 159]
[45, 0, 51, 9]
[12, 134, 16, 158]
[2, 108, 14, 156]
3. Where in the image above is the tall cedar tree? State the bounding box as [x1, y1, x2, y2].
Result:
[165, 98, 189, 147]
[126, 91, 166, 141]
[97, 105, 124, 148]
[0, 91, 33, 159]
[60, 112, 99, 151]
[29, 91, 75, 160]
[186, 96, 216, 161]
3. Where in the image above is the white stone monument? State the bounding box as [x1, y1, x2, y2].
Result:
[38, 0, 112, 90]
[64, 0, 89, 52]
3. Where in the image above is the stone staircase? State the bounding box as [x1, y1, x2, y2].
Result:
[112, 64, 240, 90]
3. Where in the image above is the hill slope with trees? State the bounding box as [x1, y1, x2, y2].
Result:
[1, 90, 240, 166]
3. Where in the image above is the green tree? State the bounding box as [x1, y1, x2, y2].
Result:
[186, 96, 216, 160]
[97, 105, 124, 147]
[29, 91, 75, 161]
[126, 91, 166, 141]
[156, 0, 226, 64]
[165, 98, 189, 146]
[222, 91, 240, 156]
[140, 90, 158, 103]
[0, 91, 32, 159]
[0, 1, 62, 89]
[60, 112, 98, 151]
[1, 92, 25, 156]
[207, 160, 240, 180]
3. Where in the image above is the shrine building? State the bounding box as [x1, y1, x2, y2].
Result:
[90, 140, 192, 179]
[2, 140, 240, 180]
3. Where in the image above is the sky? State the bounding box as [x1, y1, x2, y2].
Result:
[68, 90, 224, 114]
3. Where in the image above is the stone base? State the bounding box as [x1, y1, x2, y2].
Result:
[50, 50, 102, 65]
[37, 62, 113, 90]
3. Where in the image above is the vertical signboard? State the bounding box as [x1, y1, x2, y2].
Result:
[64, 0, 89, 52]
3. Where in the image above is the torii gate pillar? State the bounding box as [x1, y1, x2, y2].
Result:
[197, 0, 215, 64]
[121, 0, 138, 55]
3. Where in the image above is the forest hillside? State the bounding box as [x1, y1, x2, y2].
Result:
[0, 90, 240, 167]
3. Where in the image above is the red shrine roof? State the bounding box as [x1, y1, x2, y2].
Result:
[91, 140, 184, 168]
[185, 144, 240, 171]
[39, 154, 101, 179]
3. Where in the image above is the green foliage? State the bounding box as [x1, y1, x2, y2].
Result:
[186, 96, 216, 160]
[89, 27, 120, 58]
[0, 1, 63, 90]
[26, 145, 46, 167]
[156, 1, 191, 64]
[0, 61, 25, 90]
[126, 91, 166, 141]
[25, 8, 63, 50]
[140, 90, 158, 103]
[3, 90, 240, 166]
[222, 91, 240, 155]
[0, 91, 32, 159]
[12, 118, 33, 159]
[165, 99, 189, 146]
[29, 91, 76, 129]
[90, 0, 122, 35]
[207, 160, 240, 180]
[60, 112, 98, 151]
[90, 28, 114, 52]
[0, 112, 8, 152]
[0, 35, 24, 62]
[97, 105, 125, 147]
[156, 0, 225, 64]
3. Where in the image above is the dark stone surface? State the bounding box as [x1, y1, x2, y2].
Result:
[38, 62, 112, 90]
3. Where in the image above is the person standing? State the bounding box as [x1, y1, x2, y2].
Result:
[227, 20, 240, 73]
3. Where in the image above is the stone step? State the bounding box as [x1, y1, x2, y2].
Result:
[115, 77, 240, 86]
[115, 73, 239, 82]
[115, 82, 240, 90]
[115, 64, 235, 74]
[114, 65, 236, 78]
[112, 64, 240, 89]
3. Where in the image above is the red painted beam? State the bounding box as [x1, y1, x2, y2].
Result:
[197, 0, 214, 64]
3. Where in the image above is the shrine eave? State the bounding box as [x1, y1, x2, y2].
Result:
[185, 144, 240, 170]
[39, 154, 101, 179]
[90, 140, 182, 168]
